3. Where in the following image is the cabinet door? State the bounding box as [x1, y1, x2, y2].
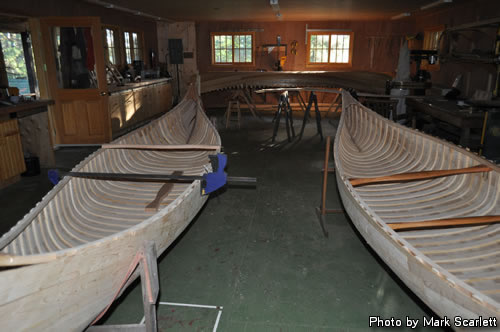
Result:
[0, 119, 26, 181]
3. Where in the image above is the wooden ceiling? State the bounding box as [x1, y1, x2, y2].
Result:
[101, 0, 454, 21]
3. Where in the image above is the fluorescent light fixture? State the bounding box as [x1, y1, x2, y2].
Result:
[421, 0, 452, 10]
[84, 0, 173, 22]
[270, 0, 280, 12]
[391, 12, 411, 20]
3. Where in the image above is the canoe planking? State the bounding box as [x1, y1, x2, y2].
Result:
[334, 90, 499, 325]
[0, 82, 221, 330]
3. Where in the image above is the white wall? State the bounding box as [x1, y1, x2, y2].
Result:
[157, 21, 198, 101]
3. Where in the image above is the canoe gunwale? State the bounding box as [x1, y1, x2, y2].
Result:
[334, 91, 500, 318]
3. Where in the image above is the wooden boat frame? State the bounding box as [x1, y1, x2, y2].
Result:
[0, 83, 221, 330]
[334, 91, 499, 322]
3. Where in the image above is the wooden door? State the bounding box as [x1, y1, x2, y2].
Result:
[39, 17, 110, 144]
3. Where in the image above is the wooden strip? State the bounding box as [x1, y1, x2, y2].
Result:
[0, 252, 57, 267]
[388, 216, 500, 231]
[102, 144, 219, 151]
[349, 165, 492, 187]
[145, 171, 183, 212]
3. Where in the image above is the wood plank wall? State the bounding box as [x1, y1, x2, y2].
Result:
[196, 20, 415, 74]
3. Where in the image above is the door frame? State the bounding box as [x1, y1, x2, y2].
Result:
[33, 16, 110, 145]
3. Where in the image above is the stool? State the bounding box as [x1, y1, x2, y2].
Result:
[225, 99, 241, 129]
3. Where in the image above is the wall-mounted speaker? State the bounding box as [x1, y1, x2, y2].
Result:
[168, 39, 184, 65]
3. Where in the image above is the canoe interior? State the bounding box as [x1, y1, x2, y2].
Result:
[335, 91, 499, 313]
[0, 92, 220, 256]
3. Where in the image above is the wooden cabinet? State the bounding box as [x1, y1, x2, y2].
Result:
[0, 119, 26, 186]
[109, 80, 173, 137]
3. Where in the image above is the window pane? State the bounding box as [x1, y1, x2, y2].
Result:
[234, 49, 240, 62]
[126, 49, 131, 64]
[52, 27, 97, 89]
[321, 49, 327, 62]
[245, 51, 252, 62]
[132, 33, 139, 48]
[342, 49, 349, 63]
[124, 32, 130, 48]
[215, 50, 221, 63]
[336, 50, 343, 63]
[227, 49, 232, 62]
[246, 35, 251, 48]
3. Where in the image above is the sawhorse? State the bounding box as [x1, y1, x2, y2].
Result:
[315, 136, 343, 237]
[299, 91, 323, 141]
[272, 91, 295, 142]
[86, 241, 160, 332]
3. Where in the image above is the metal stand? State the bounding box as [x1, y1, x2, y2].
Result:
[299, 91, 323, 140]
[86, 241, 160, 332]
[272, 91, 295, 142]
[315, 136, 343, 237]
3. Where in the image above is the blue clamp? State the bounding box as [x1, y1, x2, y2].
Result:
[48, 169, 61, 185]
[202, 153, 227, 195]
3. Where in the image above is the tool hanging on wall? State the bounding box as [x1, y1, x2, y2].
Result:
[290, 40, 298, 55]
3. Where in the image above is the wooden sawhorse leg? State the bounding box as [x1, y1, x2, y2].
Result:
[86, 241, 160, 332]
[315, 136, 343, 237]
[299, 91, 324, 141]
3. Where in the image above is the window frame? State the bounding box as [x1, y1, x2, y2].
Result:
[211, 32, 255, 66]
[123, 29, 145, 65]
[306, 31, 354, 67]
[102, 25, 121, 66]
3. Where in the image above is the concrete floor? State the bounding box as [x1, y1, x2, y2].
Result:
[0, 112, 441, 331]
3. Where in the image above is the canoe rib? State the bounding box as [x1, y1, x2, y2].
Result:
[334, 90, 500, 323]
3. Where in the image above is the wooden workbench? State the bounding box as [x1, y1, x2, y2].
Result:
[406, 97, 486, 148]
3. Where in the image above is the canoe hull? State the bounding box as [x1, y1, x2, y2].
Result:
[0, 180, 206, 331]
[335, 174, 498, 320]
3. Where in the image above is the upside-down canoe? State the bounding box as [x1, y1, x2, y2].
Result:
[0, 84, 220, 330]
[335, 91, 499, 325]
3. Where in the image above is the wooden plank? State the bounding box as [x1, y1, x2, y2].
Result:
[349, 165, 492, 187]
[102, 144, 220, 151]
[388, 216, 500, 231]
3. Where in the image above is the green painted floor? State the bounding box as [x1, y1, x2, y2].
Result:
[0, 113, 441, 331]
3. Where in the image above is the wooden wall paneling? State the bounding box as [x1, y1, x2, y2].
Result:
[109, 93, 122, 133]
[0, 119, 26, 182]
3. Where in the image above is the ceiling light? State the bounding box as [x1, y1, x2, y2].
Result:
[421, 0, 452, 10]
[270, 0, 280, 12]
[391, 12, 411, 20]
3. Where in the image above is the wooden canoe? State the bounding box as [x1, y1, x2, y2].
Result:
[201, 71, 391, 94]
[0, 83, 221, 330]
[335, 91, 499, 325]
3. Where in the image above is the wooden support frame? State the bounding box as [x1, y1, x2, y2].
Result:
[315, 136, 343, 237]
[86, 241, 160, 332]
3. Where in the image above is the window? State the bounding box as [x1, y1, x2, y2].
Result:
[124, 31, 143, 64]
[103, 27, 119, 65]
[211, 32, 254, 65]
[0, 32, 36, 95]
[307, 32, 353, 66]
